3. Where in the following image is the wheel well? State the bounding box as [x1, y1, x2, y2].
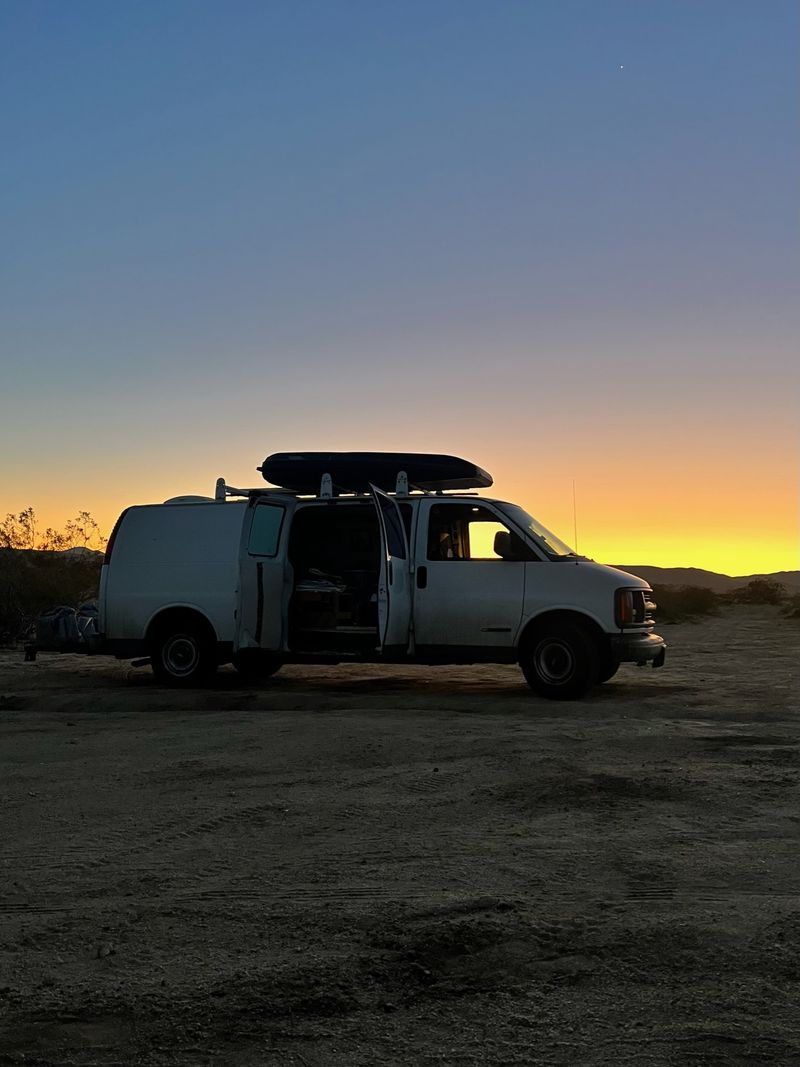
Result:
[146, 607, 217, 647]
[519, 610, 609, 655]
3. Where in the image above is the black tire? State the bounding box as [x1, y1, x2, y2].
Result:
[232, 651, 283, 681]
[150, 620, 217, 686]
[596, 648, 621, 684]
[520, 621, 599, 700]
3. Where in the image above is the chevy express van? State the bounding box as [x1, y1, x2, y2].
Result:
[35, 453, 666, 699]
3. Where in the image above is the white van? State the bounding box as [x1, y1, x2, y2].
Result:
[71, 453, 665, 699]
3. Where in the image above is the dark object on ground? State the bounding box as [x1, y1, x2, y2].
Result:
[34, 603, 99, 648]
[0, 547, 102, 644]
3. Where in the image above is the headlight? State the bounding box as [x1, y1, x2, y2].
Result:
[615, 588, 648, 627]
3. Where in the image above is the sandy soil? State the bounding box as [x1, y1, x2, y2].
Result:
[1, 605, 799, 1066]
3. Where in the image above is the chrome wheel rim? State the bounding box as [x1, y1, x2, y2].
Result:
[163, 634, 199, 677]
[534, 638, 575, 684]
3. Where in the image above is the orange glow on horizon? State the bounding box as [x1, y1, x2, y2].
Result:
[3, 460, 796, 577]
[2, 412, 796, 577]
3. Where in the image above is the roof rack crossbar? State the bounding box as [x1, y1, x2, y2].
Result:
[215, 478, 251, 500]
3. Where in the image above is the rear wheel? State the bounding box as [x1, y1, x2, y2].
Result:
[151, 620, 217, 686]
[520, 621, 599, 700]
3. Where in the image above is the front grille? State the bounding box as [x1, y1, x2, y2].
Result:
[631, 591, 647, 624]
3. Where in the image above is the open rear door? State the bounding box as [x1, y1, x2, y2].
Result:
[369, 484, 412, 655]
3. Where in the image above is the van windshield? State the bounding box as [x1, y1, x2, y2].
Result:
[494, 503, 580, 560]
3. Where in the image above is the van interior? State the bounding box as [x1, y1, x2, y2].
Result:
[287, 503, 381, 653]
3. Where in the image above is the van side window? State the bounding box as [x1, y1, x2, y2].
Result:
[426, 504, 533, 561]
[375, 496, 407, 560]
[248, 504, 285, 557]
[399, 503, 413, 541]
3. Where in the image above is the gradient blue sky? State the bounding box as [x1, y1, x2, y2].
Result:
[1, 1, 797, 571]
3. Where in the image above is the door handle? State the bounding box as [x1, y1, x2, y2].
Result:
[416, 565, 427, 589]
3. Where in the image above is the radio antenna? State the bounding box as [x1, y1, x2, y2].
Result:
[572, 479, 579, 553]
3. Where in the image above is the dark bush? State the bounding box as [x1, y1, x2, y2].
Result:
[650, 584, 720, 624]
[728, 579, 786, 605]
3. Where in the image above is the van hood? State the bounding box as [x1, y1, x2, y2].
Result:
[571, 561, 653, 591]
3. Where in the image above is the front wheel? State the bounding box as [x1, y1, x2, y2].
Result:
[151, 623, 217, 686]
[596, 647, 621, 684]
[520, 622, 599, 700]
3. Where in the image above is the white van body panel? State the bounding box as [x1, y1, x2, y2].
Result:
[521, 560, 650, 633]
[100, 501, 653, 649]
[413, 560, 526, 647]
[101, 501, 246, 642]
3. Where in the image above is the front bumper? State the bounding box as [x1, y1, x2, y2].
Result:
[610, 631, 666, 668]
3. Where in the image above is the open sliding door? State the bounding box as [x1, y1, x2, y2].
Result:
[369, 485, 412, 655]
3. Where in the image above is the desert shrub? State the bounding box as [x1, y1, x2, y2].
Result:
[728, 579, 786, 605]
[781, 594, 800, 619]
[0, 508, 105, 644]
[650, 584, 720, 624]
[1, 507, 104, 552]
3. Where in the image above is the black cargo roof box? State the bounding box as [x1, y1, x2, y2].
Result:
[258, 452, 493, 493]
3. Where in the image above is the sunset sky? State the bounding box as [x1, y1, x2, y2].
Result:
[1, 1, 797, 574]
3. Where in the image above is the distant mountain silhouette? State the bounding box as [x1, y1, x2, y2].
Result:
[58, 547, 104, 560]
[0, 546, 103, 560]
[612, 565, 800, 593]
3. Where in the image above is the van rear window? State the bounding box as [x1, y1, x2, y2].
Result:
[248, 504, 285, 557]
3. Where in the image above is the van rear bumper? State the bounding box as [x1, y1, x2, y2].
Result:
[610, 631, 666, 668]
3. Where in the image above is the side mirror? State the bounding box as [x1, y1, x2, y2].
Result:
[494, 531, 513, 559]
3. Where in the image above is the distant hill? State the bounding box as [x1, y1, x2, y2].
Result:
[612, 565, 800, 593]
[0, 546, 103, 562]
[58, 546, 104, 560]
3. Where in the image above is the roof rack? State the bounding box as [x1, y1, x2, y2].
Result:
[215, 478, 253, 500]
[214, 474, 479, 502]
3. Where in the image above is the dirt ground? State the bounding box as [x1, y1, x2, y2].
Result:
[1, 605, 798, 1066]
